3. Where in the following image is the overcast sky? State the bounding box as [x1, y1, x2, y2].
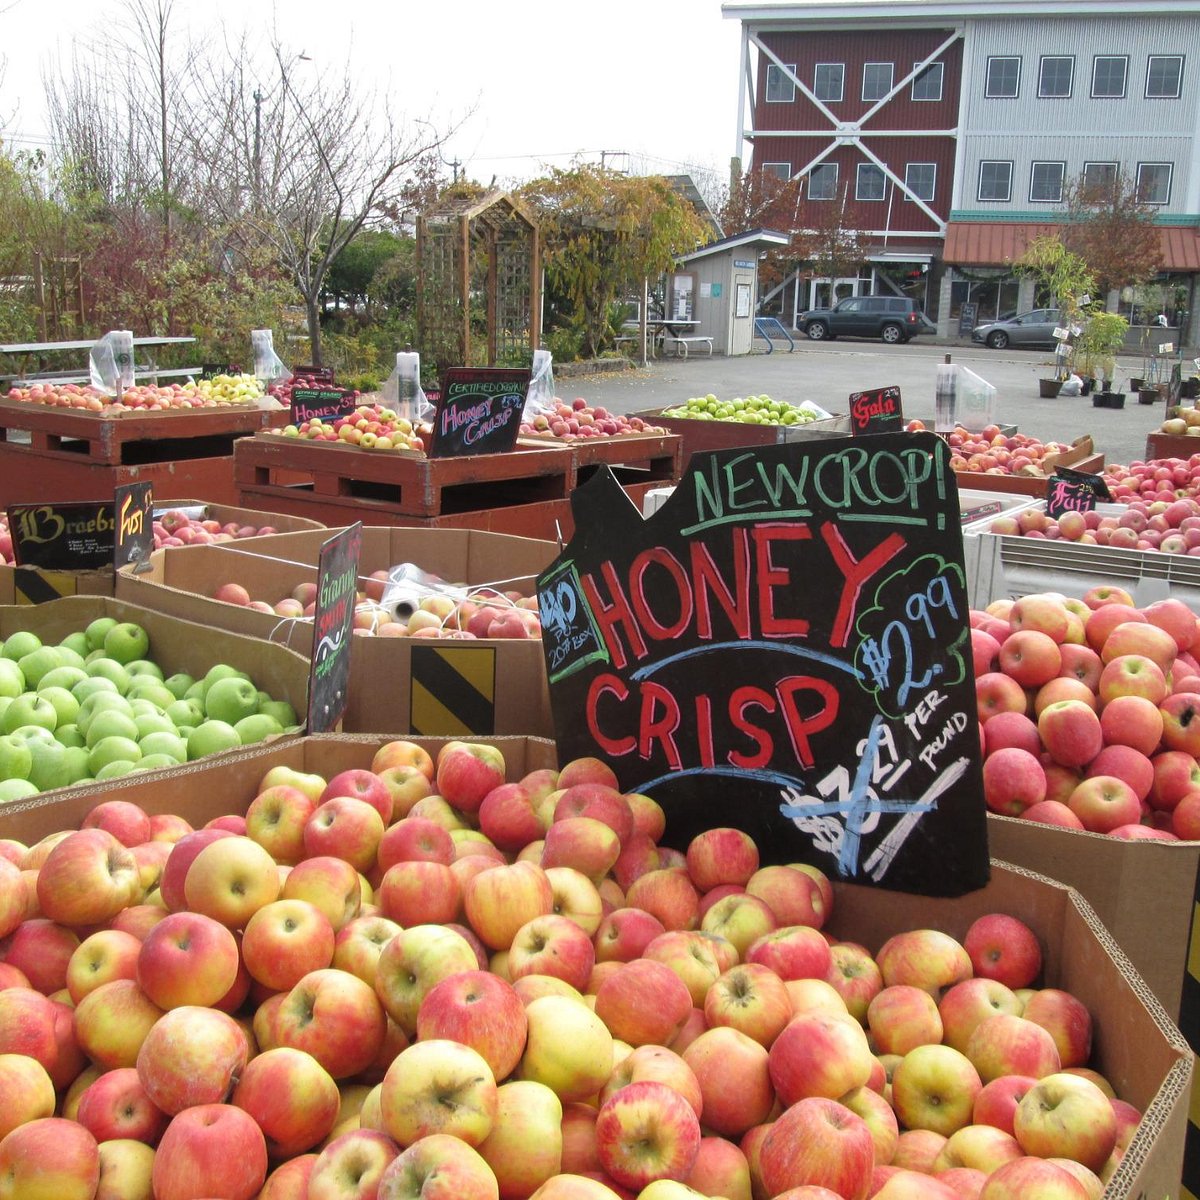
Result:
[1, 0, 744, 196]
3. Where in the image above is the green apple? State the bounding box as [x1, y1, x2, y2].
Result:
[258, 698, 298, 728]
[165, 698, 204, 728]
[59, 632, 90, 658]
[0, 735, 32, 781]
[85, 710, 140, 748]
[87, 658, 132, 693]
[0, 661, 24, 700]
[17, 648, 65, 688]
[54, 646, 86, 671]
[138, 731, 188, 762]
[39, 666, 88, 692]
[77, 693, 134, 735]
[62, 746, 92, 785]
[187, 720, 241, 761]
[38, 687, 79, 728]
[84, 617, 119, 652]
[204, 664, 249, 688]
[1, 696, 58, 736]
[54, 724, 85, 749]
[27, 740, 71, 791]
[135, 753, 179, 772]
[204, 677, 260, 725]
[72, 676, 119, 704]
[94, 759, 137, 781]
[233, 713, 283, 745]
[134, 712, 176, 739]
[164, 673, 195, 700]
[126, 660, 164, 681]
[127, 682, 176, 710]
[9, 725, 55, 747]
[184, 680, 208, 703]
[1, 632, 41, 662]
[102, 623, 150, 665]
[0, 779, 38, 803]
[89, 736, 143, 775]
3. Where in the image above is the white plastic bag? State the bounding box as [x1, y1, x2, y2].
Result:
[251, 329, 289, 387]
[379, 563, 466, 621]
[89, 330, 135, 396]
[380, 352, 433, 426]
[523, 348, 555, 420]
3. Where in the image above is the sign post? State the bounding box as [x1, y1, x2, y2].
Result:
[537, 434, 989, 896]
[306, 524, 363, 733]
[428, 368, 531, 457]
[1046, 466, 1111, 518]
[849, 386, 903, 435]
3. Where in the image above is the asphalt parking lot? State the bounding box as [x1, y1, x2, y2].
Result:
[567, 337, 1195, 469]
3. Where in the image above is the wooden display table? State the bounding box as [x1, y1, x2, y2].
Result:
[0, 399, 288, 504]
[1145, 432, 1200, 461]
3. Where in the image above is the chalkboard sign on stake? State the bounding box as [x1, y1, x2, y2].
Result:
[306, 523, 363, 733]
[7, 503, 115, 569]
[113, 483, 154, 573]
[199, 364, 233, 381]
[1046, 466, 1111, 518]
[849, 385, 904, 435]
[537, 433, 989, 897]
[291, 387, 358, 425]
[429, 368, 531, 458]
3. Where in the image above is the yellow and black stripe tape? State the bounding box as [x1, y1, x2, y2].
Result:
[13, 568, 79, 605]
[410, 645, 497, 736]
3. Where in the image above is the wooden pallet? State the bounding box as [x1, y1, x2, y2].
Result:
[0, 398, 287, 466]
[518, 431, 683, 484]
[234, 434, 576, 518]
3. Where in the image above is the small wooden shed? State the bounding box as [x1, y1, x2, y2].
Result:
[416, 190, 541, 376]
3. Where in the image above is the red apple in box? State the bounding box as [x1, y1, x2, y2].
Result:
[973, 1075, 1039, 1136]
[553, 785, 635, 844]
[416, 969, 528, 1082]
[964, 1014, 1061, 1083]
[509, 913, 596, 991]
[275, 968, 387, 1080]
[745, 922, 832, 981]
[380, 1132, 499, 1200]
[136, 910, 241, 1010]
[976, 672, 1028, 722]
[1037, 700, 1103, 770]
[152, 1103, 267, 1200]
[939, 978, 1023, 1055]
[595, 958, 692, 1047]
[825, 943, 883, 1022]
[241, 898, 337, 992]
[66, 928, 141, 1003]
[867, 984, 943, 1056]
[595, 908, 667, 963]
[982, 748, 1045, 816]
[1021, 989, 1092, 1069]
[759, 1097, 875, 1199]
[891, 1043, 982, 1138]
[704, 962, 792, 1048]
[594, 1079, 701, 1191]
[36, 829, 140, 928]
[245, 785, 317, 865]
[982, 712, 1040, 757]
[1012, 1073, 1116, 1173]
[964, 915, 1041, 990]
[769, 1011, 873, 1105]
[282, 854, 362, 931]
[436, 742, 506, 813]
[231, 1046, 340, 1158]
[0, 1117, 100, 1200]
[1149, 750, 1200, 812]
[319, 769, 394, 824]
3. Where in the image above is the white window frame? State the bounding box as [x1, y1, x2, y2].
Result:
[1082, 161, 1119, 194]
[1030, 161, 1067, 203]
[911, 60, 944, 102]
[1137, 161, 1173, 205]
[904, 162, 937, 202]
[1091, 55, 1128, 98]
[978, 160, 1013, 202]
[985, 56, 1021, 99]
[1146, 55, 1184, 99]
[762, 162, 792, 182]
[808, 162, 839, 200]
[813, 63, 845, 103]
[856, 163, 886, 201]
[1038, 55, 1075, 98]
[862, 62, 894, 102]
[765, 63, 797, 103]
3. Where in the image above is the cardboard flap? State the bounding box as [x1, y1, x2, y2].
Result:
[566, 465, 647, 539]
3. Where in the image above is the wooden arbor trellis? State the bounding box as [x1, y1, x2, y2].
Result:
[416, 190, 541, 377]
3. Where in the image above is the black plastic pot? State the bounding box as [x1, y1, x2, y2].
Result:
[1093, 391, 1127, 409]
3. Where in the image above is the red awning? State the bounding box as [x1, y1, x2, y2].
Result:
[944, 222, 1200, 272]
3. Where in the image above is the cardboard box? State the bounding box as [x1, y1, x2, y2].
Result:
[0, 733, 1188, 1200]
[0, 565, 115, 604]
[115, 527, 558, 737]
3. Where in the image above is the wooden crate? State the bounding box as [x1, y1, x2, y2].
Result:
[1145, 433, 1200, 461]
[0, 398, 287, 465]
[518, 432, 682, 484]
[630, 408, 851, 465]
[234, 434, 576, 518]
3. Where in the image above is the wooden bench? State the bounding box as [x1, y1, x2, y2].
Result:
[663, 335, 714, 358]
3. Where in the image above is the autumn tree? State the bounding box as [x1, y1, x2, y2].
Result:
[799, 184, 871, 285]
[519, 165, 709, 359]
[1061, 168, 1162, 299]
[718, 168, 804, 290]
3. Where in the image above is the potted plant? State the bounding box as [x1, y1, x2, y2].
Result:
[1075, 310, 1130, 406]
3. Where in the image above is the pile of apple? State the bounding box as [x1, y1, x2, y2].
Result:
[987, 497, 1200, 553]
[662, 395, 823, 426]
[267, 372, 353, 407]
[6, 380, 264, 412]
[520, 399, 667, 441]
[1104, 456, 1200, 505]
[0, 618, 298, 799]
[154, 510, 279, 550]
[0, 738, 1141, 1200]
[190, 374, 266, 405]
[905, 422, 1071, 477]
[270, 404, 425, 453]
[1157, 407, 1200, 438]
[213, 577, 542, 640]
[973, 586, 1200, 840]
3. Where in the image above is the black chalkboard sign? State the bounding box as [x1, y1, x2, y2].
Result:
[428, 368, 531, 458]
[8, 503, 115, 569]
[537, 434, 989, 896]
[113, 483, 154, 572]
[291, 387, 357, 425]
[849, 386, 903, 435]
[958, 302, 978, 338]
[1046, 466, 1111, 518]
[306, 523, 363, 733]
[200, 364, 232, 381]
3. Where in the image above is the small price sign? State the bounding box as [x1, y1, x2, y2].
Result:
[1046, 467, 1111, 518]
[7, 503, 115, 569]
[306, 523, 363, 733]
[113, 483, 154, 571]
[849, 386, 903, 435]
[428, 368, 530, 458]
[291, 387, 357, 424]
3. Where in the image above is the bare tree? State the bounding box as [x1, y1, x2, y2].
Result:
[186, 43, 448, 364]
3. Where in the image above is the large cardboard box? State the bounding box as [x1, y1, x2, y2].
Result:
[0, 732, 1189, 1200]
[115, 527, 558, 737]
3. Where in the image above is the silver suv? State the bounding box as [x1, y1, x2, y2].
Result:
[801, 296, 926, 344]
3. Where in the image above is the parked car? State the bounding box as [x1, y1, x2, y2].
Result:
[971, 309, 1064, 350]
[799, 296, 928, 344]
